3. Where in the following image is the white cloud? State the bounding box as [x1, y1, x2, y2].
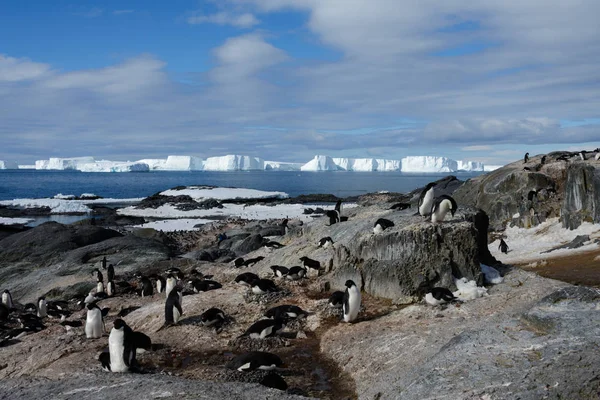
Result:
[0, 55, 50, 82]
[462, 145, 492, 151]
[187, 12, 260, 28]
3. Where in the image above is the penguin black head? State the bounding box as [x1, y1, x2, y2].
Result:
[113, 319, 126, 329]
[86, 303, 97, 311]
[344, 280, 356, 289]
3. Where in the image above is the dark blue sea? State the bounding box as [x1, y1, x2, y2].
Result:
[0, 170, 486, 201]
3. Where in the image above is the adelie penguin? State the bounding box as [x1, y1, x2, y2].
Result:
[37, 297, 47, 318]
[189, 279, 222, 293]
[373, 218, 394, 234]
[106, 280, 116, 297]
[265, 305, 308, 321]
[85, 303, 105, 339]
[328, 291, 345, 308]
[226, 351, 284, 372]
[250, 279, 278, 294]
[343, 280, 361, 323]
[151, 274, 166, 294]
[165, 274, 177, 298]
[241, 318, 285, 339]
[270, 265, 289, 278]
[101, 319, 136, 373]
[317, 237, 334, 249]
[164, 287, 183, 326]
[431, 195, 457, 224]
[200, 308, 226, 328]
[137, 275, 154, 297]
[418, 182, 437, 217]
[2, 290, 13, 310]
[235, 272, 259, 286]
[499, 238, 509, 254]
[523, 152, 529, 163]
[325, 199, 344, 226]
[286, 266, 306, 281]
[425, 287, 458, 306]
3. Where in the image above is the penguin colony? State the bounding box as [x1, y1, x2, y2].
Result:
[0, 171, 532, 394]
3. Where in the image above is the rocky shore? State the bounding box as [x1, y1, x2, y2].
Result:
[0, 154, 599, 399]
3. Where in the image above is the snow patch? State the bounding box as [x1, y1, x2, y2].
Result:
[453, 277, 488, 301]
[160, 186, 288, 201]
[0, 217, 34, 225]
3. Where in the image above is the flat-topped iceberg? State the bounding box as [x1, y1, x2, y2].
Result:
[301, 155, 340, 171]
[203, 155, 264, 171]
[77, 160, 149, 173]
[164, 155, 203, 171]
[0, 160, 18, 169]
[264, 161, 302, 171]
[332, 158, 402, 171]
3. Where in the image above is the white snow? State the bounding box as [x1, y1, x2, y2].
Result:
[133, 218, 213, 232]
[203, 155, 264, 171]
[301, 155, 340, 171]
[0, 217, 33, 225]
[0, 160, 18, 169]
[481, 263, 504, 284]
[0, 197, 143, 214]
[160, 186, 288, 201]
[54, 193, 76, 200]
[484, 165, 503, 172]
[453, 277, 488, 301]
[489, 218, 600, 264]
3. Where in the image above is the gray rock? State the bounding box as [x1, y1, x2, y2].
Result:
[541, 234, 590, 253]
[561, 163, 600, 229]
[232, 234, 264, 256]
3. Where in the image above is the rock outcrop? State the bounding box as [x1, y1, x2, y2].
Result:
[454, 151, 600, 230]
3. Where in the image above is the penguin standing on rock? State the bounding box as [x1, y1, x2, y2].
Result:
[137, 275, 153, 297]
[37, 297, 47, 318]
[431, 195, 457, 224]
[164, 287, 183, 326]
[106, 280, 116, 297]
[523, 152, 529, 163]
[418, 182, 437, 217]
[85, 303, 105, 339]
[165, 274, 177, 298]
[151, 274, 166, 294]
[105, 319, 136, 372]
[499, 238, 509, 254]
[2, 290, 13, 309]
[343, 280, 361, 323]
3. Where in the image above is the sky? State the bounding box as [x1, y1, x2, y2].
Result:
[0, 0, 599, 166]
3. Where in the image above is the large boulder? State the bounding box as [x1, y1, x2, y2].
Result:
[561, 162, 600, 229]
[232, 233, 264, 256]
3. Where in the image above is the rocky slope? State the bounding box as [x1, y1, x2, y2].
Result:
[453, 150, 600, 231]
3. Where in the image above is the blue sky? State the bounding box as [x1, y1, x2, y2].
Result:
[0, 0, 599, 165]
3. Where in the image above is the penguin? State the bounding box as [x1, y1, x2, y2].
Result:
[523, 152, 529, 163]
[251, 279, 278, 294]
[343, 280, 361, 323]
[2, 290, 14, 309]
[226, 351, 284, 372]
[317, 237, 334, 249]
[541, 155, 547, 165]
[286, 266, 307, 281]
[200, 308, 226, 328]
[165, 267, 183, 279]
[299, 256, 321, 272]
[259, 372, 288, 391]
[60, 320, 83, 332]
[139, 276, 154, 297]
[431, 195, 458, 224]
[234, 257, 245, 268]
[151, 274, 166, 294]
[281, 218, 290, 235]
[390, 202, 411, 210]
[328, 291, 344, 308]
[101, 256, 107, 270]
[235, 272, 260, 286]
[18, 314, 46, 332]
[241, 318, 285, 339]
[263, 240, 285, 249]
[418, 182, 437, 216]
[85, 303, 104, 339]
[105, 263, 115, 282]
[107, 318, 136, 373]
[164, 287, 183, 325]
[165, 274, 177, 298]
[243, 256, 265, 267]
[270, 265, 289, 278]
[0, 303, 9, 320]
[373, 218, 394, 234]
[499, 238, 509, 254]
[325, 200, 343, 225]
[23, 303, 37, 314]
[579, 150, 587, 161]
[189, 279, 222, 293]
[84, 291, 99, 304]
[132, 331, 152, 354]
[424, 287, 458, 306]
[37, 297, 47, 318]
[265, 305, 308, 321]
[107, 281, 116, 297]
[596, 153, 600, 161]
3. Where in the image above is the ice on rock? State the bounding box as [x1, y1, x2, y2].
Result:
[301, 155, 340, 171]
[484, 165, 503, 172]
[0, 160, 18, 169]
[203, 155, 264, 171]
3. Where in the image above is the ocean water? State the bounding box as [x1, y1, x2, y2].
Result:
[0, 170, 486, 201]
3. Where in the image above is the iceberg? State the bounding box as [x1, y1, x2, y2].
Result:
[42, 157, 96, 170]
[401, 156, 457, 173]
[301, 155, 340, 171]
[18, 165, 36, 169]
[77, 160, 150, 173]
[332, 158, 402, 171]
[203, 155, 264, 171]
[0, 160, 18, 169]
[456, 160, 484, 172]
[164, 155, 204, 171]
[136, 159, 168, 170]
[264, 161, 302, 171]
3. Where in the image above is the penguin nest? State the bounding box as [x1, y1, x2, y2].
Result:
[243, 289, 291, 305]
[228, 335, 291, 352]
[314, 300, 344, 319]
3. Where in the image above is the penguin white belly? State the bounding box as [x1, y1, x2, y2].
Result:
[252, 286, 265, 295]
[2, 293, 12, 308]
[84, 292, 95, 304]
[107, 282, 114, 297]
[258, 363, 277, 371]
[108, 329, 129, 372]
[431, 203, 450, 224]
[373, 224, 384, 234]
[419, 189, 435, 216]
[343, 287, 361, 323]
[165, 279, 176, 298]
[97, 282, 104, 293]
[173, 306, 181, 323]
[38, 301, 47, 318]
[156, 280, 163, 293]
[425, 293, 444, 306]
[85, 309, 103, 339]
